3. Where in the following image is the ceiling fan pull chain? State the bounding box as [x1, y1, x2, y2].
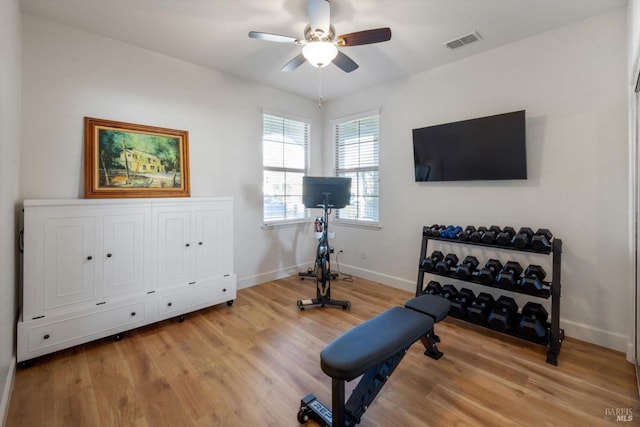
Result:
[318, 67, 323, 108]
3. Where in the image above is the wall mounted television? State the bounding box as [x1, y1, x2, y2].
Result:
[412, 110, 527, 182]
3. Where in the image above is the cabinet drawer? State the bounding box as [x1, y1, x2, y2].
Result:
[158, 279, 234, 318]
[26, 302, 146, 353]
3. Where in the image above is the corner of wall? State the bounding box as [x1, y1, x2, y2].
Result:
[0, 360, 16, 427]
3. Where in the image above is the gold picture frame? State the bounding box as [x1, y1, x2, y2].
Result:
[84, 117, 190, 198]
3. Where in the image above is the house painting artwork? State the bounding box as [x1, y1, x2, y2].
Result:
[84, 116, 190, 198]
[100, 129, 180, 188]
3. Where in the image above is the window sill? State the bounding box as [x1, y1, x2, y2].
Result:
[262, 219, 310, 230]
[333, 219, 381, 230]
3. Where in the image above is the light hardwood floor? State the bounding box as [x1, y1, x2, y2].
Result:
[6, 275, 640, 426]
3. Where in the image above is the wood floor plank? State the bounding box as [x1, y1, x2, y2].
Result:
[85, 340, 139, 425]
[7, 275, 640, 426]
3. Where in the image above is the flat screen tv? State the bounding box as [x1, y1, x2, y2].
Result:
[413, 110, 527, 182]
[302, 176, 352, 209]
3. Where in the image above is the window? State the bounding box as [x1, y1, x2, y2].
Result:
[334, 112, 379, 224]
[263, 113, 309, 224]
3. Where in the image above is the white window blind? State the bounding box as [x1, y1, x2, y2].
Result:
[263, 113, 309, 223]
[335, 113, 379, 223]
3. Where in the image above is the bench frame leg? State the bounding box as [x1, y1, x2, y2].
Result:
[299, 348, 409, 427]
[420, 327, 444, 360]
[297, 296, 351, 310]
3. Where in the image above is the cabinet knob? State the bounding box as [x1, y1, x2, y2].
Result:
[43, 334, 50, 340]
[131, 312, 136, 316]
[167, 302, 172, 307]
[185, 243, 190, 247]
[87, 256, 93, 261]
[198, 242, 203, 245]
[106, 253, 112, 258]
[223, 288, 227, 292]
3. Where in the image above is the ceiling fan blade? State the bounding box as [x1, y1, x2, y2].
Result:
[248, 31, 299, 44]
[281, 54, 307, 72]
[337, 28, 392, 46]
[333, 51, 359, 73]
[308, 0, 331, 36]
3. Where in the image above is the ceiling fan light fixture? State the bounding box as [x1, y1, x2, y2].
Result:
[302, 41, 338, 68]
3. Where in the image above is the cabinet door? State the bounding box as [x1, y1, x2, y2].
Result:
[194, 207, 230, 280]
[42, 215, 97, 315]
[156, 210, 192, 287]
[103, 212, 147, 297]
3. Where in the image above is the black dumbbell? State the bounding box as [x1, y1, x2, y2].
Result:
[469, 226, 487, 243]
[455, 256, 479, 280]
[495, 261, 523, 290]
[531, 228, 553, 252]
[435, 253, 459, 275]
[488, 296, 519, 332]
[420, 250, 444, 272]
[425, 224, 445, 237]
[468, 293, 495, 325]
[519, 265, 547, 294]
[449, 288, 476, 319]
[495, 226, 515, 246]
[424, 280, 442, 295]
[481, 225, 502, 244]
[518, 302, 549, 341]
[512, 227, 534, 249]
[477, 259, 504, 285]
[440, 284, 458, 300]
[424, 224, 438, 237]
[457, 225, 476, 242]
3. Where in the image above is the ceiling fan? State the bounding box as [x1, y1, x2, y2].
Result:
[248, 0, 391, 73]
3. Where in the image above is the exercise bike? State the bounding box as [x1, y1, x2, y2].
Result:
[297, 176, 351, 310]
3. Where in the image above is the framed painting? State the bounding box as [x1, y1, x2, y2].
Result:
[84, 117, 190, 198]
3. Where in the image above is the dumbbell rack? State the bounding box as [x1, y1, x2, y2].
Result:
[416, 226, 564, 365]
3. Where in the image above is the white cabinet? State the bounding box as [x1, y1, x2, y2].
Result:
[194, 207, 232, 280]
[21, 301, 149, 359]
[102, 210, 149, 298]
[22, 205, 151, 320]
[154, 200, 233, 288]
[18, 198, 235, 363]
[156, 208, 192, 287]
[157, 276, 234, 320]
[23, 209, 98, 320]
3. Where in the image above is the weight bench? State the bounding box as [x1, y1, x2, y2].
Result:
[298, 294, 451, 427]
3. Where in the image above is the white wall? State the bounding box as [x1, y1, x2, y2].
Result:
[18, 6, 631, 356]
[325, 9, 629, 351]
[0, 0, 21, 422]
[20, 14, 324, 291]
[630, 0, 640, 79]
[627, 0, 640, 363]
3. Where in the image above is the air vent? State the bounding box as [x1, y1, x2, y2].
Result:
[444, 31, 482, 49]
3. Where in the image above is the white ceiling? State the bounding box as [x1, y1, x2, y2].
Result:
[20, 0, 627, 101]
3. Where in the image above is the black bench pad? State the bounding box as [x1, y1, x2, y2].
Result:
[405, 294, 451, 322]
[320, 307, 434, 381]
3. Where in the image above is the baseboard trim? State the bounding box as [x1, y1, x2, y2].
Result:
[336, 263, 415, 293]
[627, 341, 635, 364]
[237, 263, 312, 289]
[0, 357, 16, 427]
[560, 318, 629, 353]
